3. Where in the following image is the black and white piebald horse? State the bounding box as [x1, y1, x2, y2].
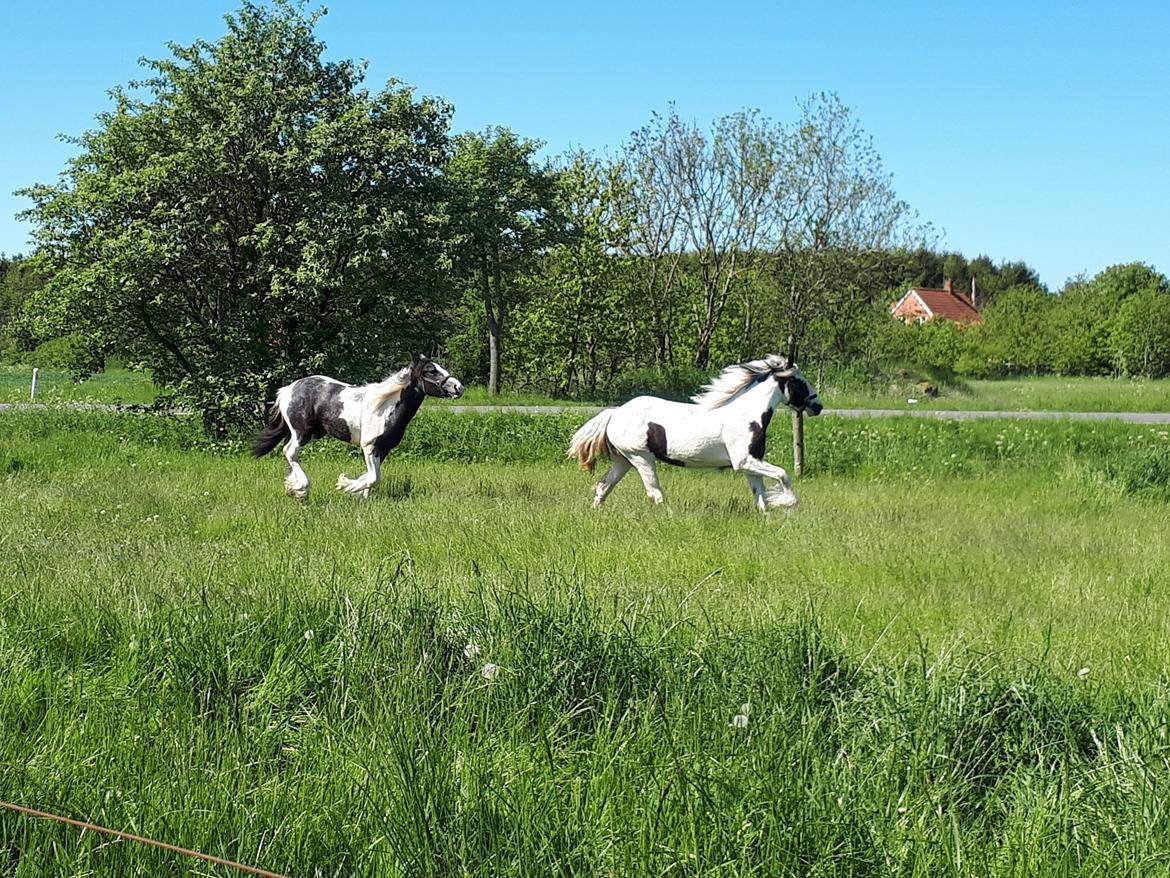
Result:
[567, 354, 822, 512]
[252, 355, 463, 499]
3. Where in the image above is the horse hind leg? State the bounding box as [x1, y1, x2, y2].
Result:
[627, 453, 666, 506]
[283, 430, 310, 500]
[593, 454, 632, 508]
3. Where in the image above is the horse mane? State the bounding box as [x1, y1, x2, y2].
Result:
[690, 354, 792, 409]
[364, 367, 412, 409]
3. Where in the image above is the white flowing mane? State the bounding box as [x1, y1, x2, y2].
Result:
[364, 367, 412, 409]
[690, 355, 792, 409]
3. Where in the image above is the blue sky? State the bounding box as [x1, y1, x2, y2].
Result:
[3, 0, 1167, 289]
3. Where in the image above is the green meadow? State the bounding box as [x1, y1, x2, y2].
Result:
[2, 409, 1170, 876]
[0, 365, 156, 406]
[822, 374, 1170, 413]
[6, 365, 1170, 414]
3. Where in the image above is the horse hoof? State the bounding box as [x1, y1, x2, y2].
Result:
[285, 482, 309, 500]
[765, 488, 799, 510]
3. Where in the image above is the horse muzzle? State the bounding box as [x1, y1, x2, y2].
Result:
[445, 378, 464, 399]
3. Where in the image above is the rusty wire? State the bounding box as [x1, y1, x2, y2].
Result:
[0, 800, 293, 878]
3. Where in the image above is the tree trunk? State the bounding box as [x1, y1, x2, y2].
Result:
[487, 328, 501, 396]
[693, 335, 711, 370]
[482, 260, 503, 396]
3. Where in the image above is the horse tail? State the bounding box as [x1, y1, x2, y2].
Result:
[567, 409, 615, 473]
[251, 402, 290, 457]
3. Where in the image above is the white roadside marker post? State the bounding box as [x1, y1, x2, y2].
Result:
[31, 367, 39, 401]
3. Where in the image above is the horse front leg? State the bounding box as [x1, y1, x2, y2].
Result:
[746, 474, 768, 513]
[337, 445, 382, 498]
[736, 456, 798, 510]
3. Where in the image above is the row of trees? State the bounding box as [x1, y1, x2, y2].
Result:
[11, 2, 1167, 432]
[14, 2, 932, 429]
[445, 95, 931, 395]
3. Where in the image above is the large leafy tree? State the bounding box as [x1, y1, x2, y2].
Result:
[1048, 263, 1166, 375]
[20, 2, 452, 431]
[446, 127, 560, 395]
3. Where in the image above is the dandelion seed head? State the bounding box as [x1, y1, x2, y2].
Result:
[304, 629, 314, 640]
[463, 642, 482, 659]
[1077, 667, 1090, 680]
[730, 713, 749, 728]
[481, 662, 501, 680]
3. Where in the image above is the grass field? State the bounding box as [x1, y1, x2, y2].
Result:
[2, 408, 1170, 876]
[823, 374, 1170, 413]
[0, 365, 156, 405]
[5, 364, 1168, 413]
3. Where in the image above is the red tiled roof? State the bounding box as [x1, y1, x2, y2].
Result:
[907, 287, 981, 322]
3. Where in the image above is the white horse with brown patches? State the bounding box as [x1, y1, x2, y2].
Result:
[568, 355, 822, 512]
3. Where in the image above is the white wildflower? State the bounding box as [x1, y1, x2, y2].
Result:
[481, 663, 501, 680]
[463, 642, 482, 659]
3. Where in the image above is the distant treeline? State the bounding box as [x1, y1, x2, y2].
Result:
[882, 261, 1170, 381]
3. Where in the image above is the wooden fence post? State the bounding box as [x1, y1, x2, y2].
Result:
[792, 409, 804, 478]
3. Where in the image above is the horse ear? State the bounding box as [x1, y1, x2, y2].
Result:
[773, 353, 797, 378]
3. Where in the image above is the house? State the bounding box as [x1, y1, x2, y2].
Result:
[890, 278, 982, 324]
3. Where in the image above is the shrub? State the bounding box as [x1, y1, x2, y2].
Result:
[605, 365, 710, 403]
[26, 334, 103, 373]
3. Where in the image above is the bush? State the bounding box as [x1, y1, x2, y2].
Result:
[604, 365, 710, 403]
[26, 334, 103, 373]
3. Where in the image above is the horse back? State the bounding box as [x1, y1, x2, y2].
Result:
[285, 376, 356, 443]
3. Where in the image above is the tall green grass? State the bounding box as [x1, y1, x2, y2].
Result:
[2, 409, 1170, 875]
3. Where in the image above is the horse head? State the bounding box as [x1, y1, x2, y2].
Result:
[411, 354, 464, 399]
[767, 356, 822, 416]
